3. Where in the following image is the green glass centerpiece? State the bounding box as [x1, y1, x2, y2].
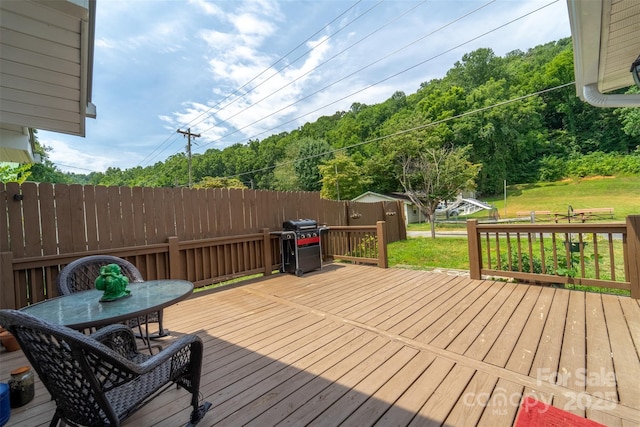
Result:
[95, 264, 131, 302]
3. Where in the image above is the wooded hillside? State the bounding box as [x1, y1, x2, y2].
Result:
[51, 38, 640, 196]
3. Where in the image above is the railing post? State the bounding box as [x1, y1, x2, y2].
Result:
[627, 215, 640, 299]
[263, 228, 273, 276]
[167, 236, 181, 280]
[377, 221, 388, 268]
[467, 220, 482, 279]
[0, 252, 16, 309]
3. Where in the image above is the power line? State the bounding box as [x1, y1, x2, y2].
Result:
[137, 0, 368, 167]
[186, 0, 382, 131]
[223, 81, 575, 179]
[141, 0, 559, 181]
[52, 163, 98, 173]
[193, 0, 496, 150]
[155, 0, 447, 162]
[193, 0, 436, 144]
[194, 0, 554, 152]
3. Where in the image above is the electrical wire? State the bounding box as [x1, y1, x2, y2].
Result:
[194, 0, 555, 152]
[185, 0, 382, 131]
[137, 0, 371, 167]
[223, 81, 576, 179]
[130, 0, 560, 183]
[192, 0, 498, 151]
[188, 0, 430, 133]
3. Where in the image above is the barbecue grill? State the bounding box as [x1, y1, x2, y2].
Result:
[276, 219, 326, 276]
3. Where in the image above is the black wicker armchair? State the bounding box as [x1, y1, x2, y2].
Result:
[0, 309, 211, 427]
[57, 255, 166, 337]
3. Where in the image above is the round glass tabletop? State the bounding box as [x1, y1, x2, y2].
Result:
[21, 280, 193, 329]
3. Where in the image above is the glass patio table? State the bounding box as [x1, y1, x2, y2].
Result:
[20, 280, 193, 351]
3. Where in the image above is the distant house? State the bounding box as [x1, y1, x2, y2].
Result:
[352, 191, 426, 225]
[353, 191, 493, 224]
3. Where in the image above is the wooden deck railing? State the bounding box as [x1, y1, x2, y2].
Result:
[322, 221, 388, 268]
[467, 216, 640, 298]
[0, 223, 389, 309]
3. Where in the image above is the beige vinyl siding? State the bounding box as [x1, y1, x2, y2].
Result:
[0, 0, 87, 135]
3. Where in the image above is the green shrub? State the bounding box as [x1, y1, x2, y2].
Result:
[537, 155, 565, 182]
[565, 151, 640, 177]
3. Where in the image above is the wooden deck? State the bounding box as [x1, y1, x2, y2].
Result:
[2, 264, 640, 426]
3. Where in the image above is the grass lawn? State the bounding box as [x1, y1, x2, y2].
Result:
[488, 175, 640, 219]
[407, 175, 640, 232]
[395, 176, 638, 296]
[388, 237, 470, 271]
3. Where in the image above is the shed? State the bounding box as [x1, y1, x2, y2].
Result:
[352, 191, 426, 224]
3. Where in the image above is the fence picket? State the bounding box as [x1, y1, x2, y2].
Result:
[131, 187, 145, 246]
[120, 186, 136, 248]
[23, 182, 41, 257]
[94, 186, 110, 249]
[84, 185, 99, 250]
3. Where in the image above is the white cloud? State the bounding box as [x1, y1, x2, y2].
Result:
[188, 0, 223, 16]
[231, 13, 275, 38]
[44, 139, 120, 173]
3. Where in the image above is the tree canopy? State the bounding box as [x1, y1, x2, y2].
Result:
[18, 37, 640, 196]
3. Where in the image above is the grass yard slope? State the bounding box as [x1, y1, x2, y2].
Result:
[487, 175, 640, 220]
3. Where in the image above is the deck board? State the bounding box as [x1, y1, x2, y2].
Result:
[585, 292, 618, 406]
[445, 281, 518, 354]
[603, 297, 640, 408]
[2, 263, 639, 426]
[481, 285, 543, 366]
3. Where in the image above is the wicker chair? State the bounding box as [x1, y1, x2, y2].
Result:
[57, 255, 166, 337]
[0, 309, 211, 426]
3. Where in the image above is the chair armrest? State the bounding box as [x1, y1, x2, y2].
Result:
[90, 324, 139, 358]
[137, 334, 203, 373]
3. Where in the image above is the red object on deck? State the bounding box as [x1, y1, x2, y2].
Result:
[514, 397, 606, 427]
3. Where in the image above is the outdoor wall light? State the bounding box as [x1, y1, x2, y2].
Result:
[631, 54, 640, 88]
[13, 194, 23, 201]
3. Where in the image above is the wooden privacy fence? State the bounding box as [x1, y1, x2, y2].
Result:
[467, 217, 640, 299]
[0, 182, 404, 309]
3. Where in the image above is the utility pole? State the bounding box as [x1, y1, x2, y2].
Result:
[335, 163, 340, 200]
[177, 128, 200, 188]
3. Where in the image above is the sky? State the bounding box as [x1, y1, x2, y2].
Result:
[39, 0, 572, 174]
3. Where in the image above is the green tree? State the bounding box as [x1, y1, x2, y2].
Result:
[29, 159, 72, 184]
[446, 48, 505, 89]
[319, 152, 371, 200]
[615, 87, 640, 139]
[293, 138, 332, 191]
[272, 161, 299, 190]
[194, 176, 246, 189]
[399, 144, 481, 238]
[453, 78, 544, 194]
[18, 139, 72, 184]
[0, 163, 32, 183]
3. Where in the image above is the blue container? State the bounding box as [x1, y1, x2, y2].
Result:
[0, 383, 9, 427]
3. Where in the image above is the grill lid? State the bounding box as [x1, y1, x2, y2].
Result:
[283, 219, 318, 231]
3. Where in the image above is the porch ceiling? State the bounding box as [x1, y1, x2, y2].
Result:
[567, 0, 640, 107]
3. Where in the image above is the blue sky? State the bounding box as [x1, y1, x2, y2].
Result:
[40, 0, 572, 173]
